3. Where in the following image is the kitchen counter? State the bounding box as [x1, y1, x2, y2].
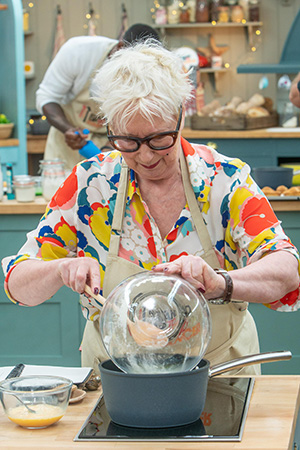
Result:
[1, 196, 300, 214]
[0, 376, 299, 449]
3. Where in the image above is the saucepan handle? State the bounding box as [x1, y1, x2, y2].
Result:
[209, 350, 292, 378]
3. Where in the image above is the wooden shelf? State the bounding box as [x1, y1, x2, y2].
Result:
[182, 127, 300, 139]
[153, 21, 263, 30]
[0, 138, 19, 147]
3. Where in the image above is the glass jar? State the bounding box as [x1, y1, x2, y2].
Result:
[218, 5, 230, 22]
[210, 0, 223, 22]
[180, 5, 190, 23]
[196, 0, 209, 23]
[23, 9, 30, 32]
[187, 0, 196, 22]
[39, 159, 65, 202]
[231, 4, 244, 22]
[13, 175, 36, 203]
[155, 5, 167, 25]
[238, 0, 249, 21]
[167, 0, 181, 24]
[249, 0, 260, 21]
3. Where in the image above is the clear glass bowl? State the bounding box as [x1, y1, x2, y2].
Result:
[100, 272, 211, 374]
[0, 376, 73, 429]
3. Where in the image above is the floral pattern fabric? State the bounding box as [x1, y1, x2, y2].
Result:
[2, 138, 300, 317]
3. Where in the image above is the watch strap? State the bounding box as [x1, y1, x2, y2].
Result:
[209, 269, 233, 305]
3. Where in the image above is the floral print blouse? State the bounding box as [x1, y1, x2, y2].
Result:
[2, 138, 300, 318]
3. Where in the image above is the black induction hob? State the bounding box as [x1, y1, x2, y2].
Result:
[74, 377, 254, 442]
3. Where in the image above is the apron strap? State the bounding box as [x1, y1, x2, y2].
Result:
[180, 150, 220, 269]
[108, 160, 129, 257]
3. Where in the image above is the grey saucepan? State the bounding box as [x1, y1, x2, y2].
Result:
[99, 350, 291, 428]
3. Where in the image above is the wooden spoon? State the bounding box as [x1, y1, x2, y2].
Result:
[84, 284, 106, 308]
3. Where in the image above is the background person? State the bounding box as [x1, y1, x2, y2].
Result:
[289, 72, 300, 108]
[3, 41, 300, 375]
[36, 23, 160, 171]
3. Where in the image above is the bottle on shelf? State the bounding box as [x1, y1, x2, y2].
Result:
[6, 163, 15, 200]
[238, 0, 249, 21]
[210, 0, 223, 22]
[167, 0, 181, 24]
[196, 0, 210, 23]
[187, 0, 196, 22]
[249, 0, 260, 21]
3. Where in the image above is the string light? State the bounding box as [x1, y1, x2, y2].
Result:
[211, 21, 217, 26]
[28, 2, 34, 8]
[256, 29, 261, 35]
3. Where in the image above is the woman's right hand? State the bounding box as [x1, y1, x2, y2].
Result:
[58, 257, 101, 296]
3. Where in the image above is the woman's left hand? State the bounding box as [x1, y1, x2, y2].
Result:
[152, 255, 225, 299]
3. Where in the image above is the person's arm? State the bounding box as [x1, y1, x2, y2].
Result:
[7, 256, 101, 307]
[289, 73, 300, 108]
[152, 250, 299, 305]
[42, 103, 88, 150]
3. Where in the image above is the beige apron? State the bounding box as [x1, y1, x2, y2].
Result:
[44, 41, 116, 171]
[81, 153, 260, 375]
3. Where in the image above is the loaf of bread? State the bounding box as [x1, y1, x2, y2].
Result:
[247, 106, 270, 118]
[283, 186, 300, 196]
[262, 186, 279, 196]
[276, 185, 288, 194]
[262, 97, 273, 113]
[226, 96, 243, 110]
[198, 99, 221, 116]
[213, 106, 238, 117]
[248, 93, 265, 107]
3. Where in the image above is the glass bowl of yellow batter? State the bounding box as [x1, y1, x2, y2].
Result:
[0, 375, 73, 429]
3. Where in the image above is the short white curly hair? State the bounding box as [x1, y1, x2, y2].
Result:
[91, 39, 193, 133]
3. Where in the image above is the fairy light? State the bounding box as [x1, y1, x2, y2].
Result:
[83, 24, 88, 29]
[211, 20, 217, 26]
[251, 46, 257, 52]
[224, 62, 230, 69]
[150, 7, 155, 13]
[28, 2, 34, 8]
[29, 119, 34, 125]
[41, 116, 47, 121]
[242, 19, 246, 24]
[86, 13, 91, 19]
[256, 29, 261, 36]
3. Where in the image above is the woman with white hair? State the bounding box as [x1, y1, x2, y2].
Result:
[2, 41, 300, 373]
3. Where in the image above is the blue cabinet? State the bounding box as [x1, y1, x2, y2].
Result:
[0, 214, 85, 368]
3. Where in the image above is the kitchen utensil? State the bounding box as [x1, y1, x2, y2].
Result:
[99, 350, 291, 428]
[252, 166, 294, 190]
[99, 272, 212, 374]
[0, 375, 73, 429]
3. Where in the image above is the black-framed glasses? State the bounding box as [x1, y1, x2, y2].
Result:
[106, 104, 183, 153]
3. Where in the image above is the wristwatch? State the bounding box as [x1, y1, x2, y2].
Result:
[208, 269, 233, 305]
